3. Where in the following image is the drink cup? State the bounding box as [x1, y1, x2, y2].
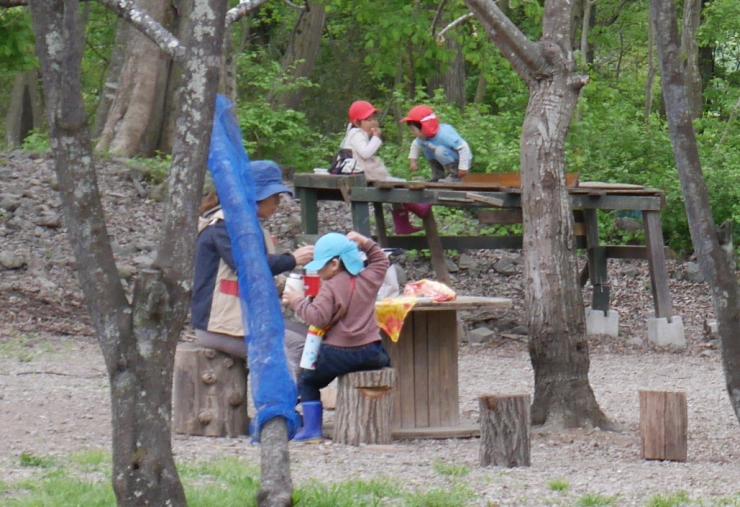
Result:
[285, 273, 305, 297]
[300, 326, 324, 370]
[304, 273, 321, 297]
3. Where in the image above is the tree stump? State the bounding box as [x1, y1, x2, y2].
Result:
[639, 390, 687, 462]
[172, 342, 249, 438]
[334, 368, 395, 445]
[479, 394, 531, 467]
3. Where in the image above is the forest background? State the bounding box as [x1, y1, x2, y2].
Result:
[1, 0, 738, 255]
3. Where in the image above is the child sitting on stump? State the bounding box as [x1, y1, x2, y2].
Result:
[401, 105, 473, 182]
[282, 231, 391, 442]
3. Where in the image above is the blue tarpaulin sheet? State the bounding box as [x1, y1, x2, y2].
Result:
[207, 95, 299, 439]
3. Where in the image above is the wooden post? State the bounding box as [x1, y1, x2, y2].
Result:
[172, 342, 249, 438]
[297, 187, 319, 234]
[639, 390, 687, 462]
[479, 394, 531, 467]
[583, 209, 610, 312]
[333, 368, 395, 445]
[643, 211, 674, 319]
[421, 210, 451, 285]
[373, 202, 388, 247]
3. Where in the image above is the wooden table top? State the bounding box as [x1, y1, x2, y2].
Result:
[377, 295, 512, 311]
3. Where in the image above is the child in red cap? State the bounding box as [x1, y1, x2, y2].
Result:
[401, 105, 472, 182]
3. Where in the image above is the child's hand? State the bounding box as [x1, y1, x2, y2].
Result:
[282, 286, 303, 306]
[409, 159, 418, 172]
[346, 231, 369, 248]
[370, 127, 382, 138]
[292, 245, 314, 266]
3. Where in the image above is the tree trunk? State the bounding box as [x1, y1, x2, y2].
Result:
[257, 419, 293, 507]
[96, 0, 170, 156]
[679, 0, 703, 119]
[273, 1, 326, 110]
[334, 368, 395, 446]
[5, 69, 43, 147]
[479, 394, 531, 467]
[466, 0, 610, 429]
[644, 8, 657, 120]
[29, 0, 229, 505]
[443, 37, 467, 109]
[93, 18, 129, 138]
[651, 0, 740, 424]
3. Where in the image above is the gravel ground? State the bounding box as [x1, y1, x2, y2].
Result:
[1, 151, 738, 505]
[0, 337, 738, 506]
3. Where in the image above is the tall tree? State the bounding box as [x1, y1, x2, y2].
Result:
[651, 0, 740, 424]
[26, 0, 227, 504]
[466, 0, 610, 428]
[679, 0, 703, 119]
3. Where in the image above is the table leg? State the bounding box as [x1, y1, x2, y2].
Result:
[351, 201, 371, 236]
[584, 209, 610, 312]
[373, 203, 388, 247]
[643, 210, 674, 319]
[421, 211, 451, 285]
[298, 188, 318, 235]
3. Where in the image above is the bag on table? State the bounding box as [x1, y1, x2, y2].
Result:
[328, 148, 360, 175]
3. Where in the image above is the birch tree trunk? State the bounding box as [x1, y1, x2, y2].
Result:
[467, 0, 610, 429]
[651, 0, 740, 424]
[28, 1, 228, 505]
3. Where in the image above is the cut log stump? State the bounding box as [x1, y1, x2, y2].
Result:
[639, 390, 687, 462]
[479, 394, 530, 467]
[334, 368, 395, 445]
[172, 342, 248, 438]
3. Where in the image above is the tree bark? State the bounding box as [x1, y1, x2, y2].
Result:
[257, 419, 293, 507]
[651, 0, 740, 425]
[273, 1, 326, 110]
[644, 9, 657, 120]
[443, 37, 467, 109]
[29, 0, 229, 505]
[467, 0, 610, 429]
[5, 69, 43, 147]
[96, 0, 170, 157]
[679, 0, 703, 119]
[479, 394, 531, 467]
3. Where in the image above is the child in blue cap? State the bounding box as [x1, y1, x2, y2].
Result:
[282, 230, 391, 441]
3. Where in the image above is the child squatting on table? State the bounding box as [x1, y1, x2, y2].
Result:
[282, 231, 392, 442]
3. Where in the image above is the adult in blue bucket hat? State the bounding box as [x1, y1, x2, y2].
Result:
[191, 160, 314, 375]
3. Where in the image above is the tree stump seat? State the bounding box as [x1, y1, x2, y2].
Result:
[172, 342, 249, 438]
[333, 368, 395, 445]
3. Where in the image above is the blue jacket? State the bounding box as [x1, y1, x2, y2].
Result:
[191, 208, 296, 336]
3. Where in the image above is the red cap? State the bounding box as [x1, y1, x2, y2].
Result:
[348, 100, 378, 125]
[401, 105, 440, 138]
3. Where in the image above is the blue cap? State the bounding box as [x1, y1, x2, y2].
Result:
[304, 232, 365, 276]
[252, 160, 293, 201]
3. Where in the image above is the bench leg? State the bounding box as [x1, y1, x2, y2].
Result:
[373, 202, 388, 247]
[421, 210, 451, 285]
[584, 210, 610, 313]
[298, 188, 318, 235]
[351, 201, 371, 236]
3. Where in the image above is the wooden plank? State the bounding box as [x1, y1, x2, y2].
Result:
[466, 192, 506, 207]
[385, 235, 524, 251]
[412, 312, 430, 428]
[294, 173, 366, 190]
[476, 209, 523, 225]
[643, 211, 673, 318]
[391, 423, 479, 440]
[426, 311, 442, 427]
[421, 210, 451, 285]
[436, 310, 459, 427]
[297, 187, 319, 235]
[397, 316, 416, 429]
[461, 171, 580, 188]
[372, 202, 388, 247]
[351, 201, 371, 236]
[388, 296, 512, 312]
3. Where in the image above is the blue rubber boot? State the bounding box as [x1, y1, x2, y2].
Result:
[292, 401, 323, 442]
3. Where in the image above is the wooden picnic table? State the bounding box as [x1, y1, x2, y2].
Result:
[293, 172, 676, 325]
[377, 296, 512, 439]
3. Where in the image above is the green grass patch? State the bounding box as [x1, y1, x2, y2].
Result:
[7, 470, 115, 507]
[0, 333, 59, 362]
[69, 450, 111, 473]
[548, 479, 570, 492]
[577, 493, 619, 506]
[646, 491, 691, 507]
[433, 461, 471, 478]
[19, 452, 54, 469]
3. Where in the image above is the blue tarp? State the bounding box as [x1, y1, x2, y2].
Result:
[207, 95, 300, 439]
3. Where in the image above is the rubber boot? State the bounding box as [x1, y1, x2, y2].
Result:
[404, 202, 432, 219]
[392, 208, 422, 235]
[292, 401, 323, 442]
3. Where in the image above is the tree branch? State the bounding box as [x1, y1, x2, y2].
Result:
[430, 0, 448, 35]
[466, 0, 547, 81]
[284, 0, 304, 11]
[98, 0, 186, 60]
[0, 0, 28, 6]
[436, 12, 474, 43]
[226, 0, 270, 25]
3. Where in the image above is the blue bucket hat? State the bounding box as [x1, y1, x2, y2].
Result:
[252, 160, 293, 201]
[304, 232, 365, 276]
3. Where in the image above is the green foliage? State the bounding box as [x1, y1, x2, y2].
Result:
[577, 493, 619, 506]
[548, 479, 570, 492]
[432, 461, 471, 478]
[128, 153, 173, 185]
[19, 452, 54, 469]
[20, 130, 50, 155]
[0, 9, 36, 74]
[646, 490, 693, 507]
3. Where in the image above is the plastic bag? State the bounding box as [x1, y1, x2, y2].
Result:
[402, 279, 456, 302]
